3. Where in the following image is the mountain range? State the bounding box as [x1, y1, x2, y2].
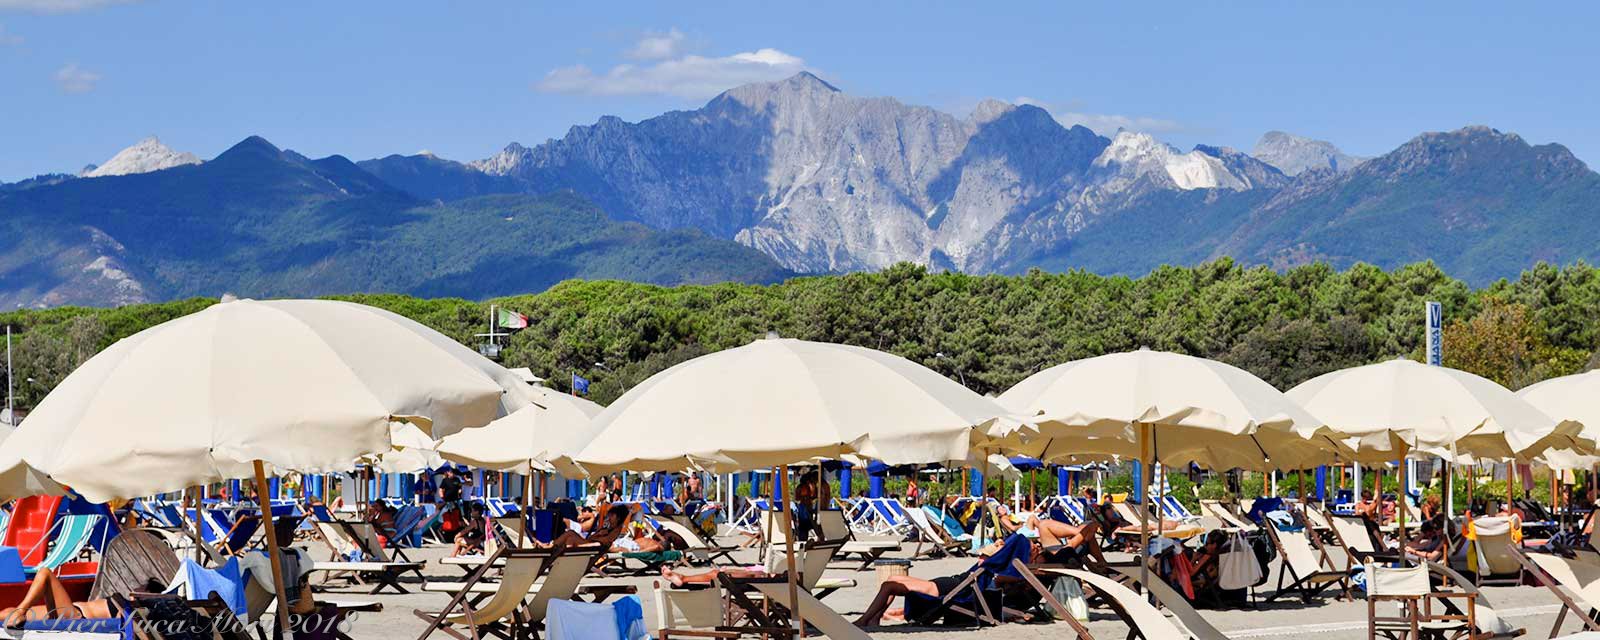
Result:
[4, 72, 1599, 308]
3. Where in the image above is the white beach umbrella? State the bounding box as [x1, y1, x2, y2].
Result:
[4, 298, 529, 629]
[991, 348, 1344, 589]
[0, 424, 65, 501]
[574, 335, 1014, 475]
[574, 335, 1013, 633]
[1287, 358, 1587, 462]
[1517, 370, 1600, 470]
[992, 349, 1346, 471]
[436, 385, 602, 476]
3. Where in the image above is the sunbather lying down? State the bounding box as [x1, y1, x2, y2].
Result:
[0, 568, 118, 627]
[658, 564, 771, 587]
[0, 565, 322, 628]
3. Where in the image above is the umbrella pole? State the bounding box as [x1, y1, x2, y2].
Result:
[1397, 446, 1408, 566]
[1506, 462, 1514, 511]
[1154, 431, 1165, 541]
[1137, 423, 1151, 596]
[254, 461, 292, 633]
[190, 485, 203, 563]
[777, 465, 805, 637]
[519, 465, 533, 547]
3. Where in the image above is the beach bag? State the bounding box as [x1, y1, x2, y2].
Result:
[1220, 531, 1263, 590]
[1049, 575, 1090, 622]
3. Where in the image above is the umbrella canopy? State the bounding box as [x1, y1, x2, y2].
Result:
[1287, 358, 1587, 462]
[1517, 370, 1600, 469]
[5, 298, 529, 502]
[436, 385, 603, 476]
[992, 349, 1345, 470]
[0, 424, 65, 501]
[573, 336, 1015, 475]
[364, 423, 446, 473]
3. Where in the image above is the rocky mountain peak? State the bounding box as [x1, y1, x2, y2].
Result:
[1363, 125, 1588, 178]
[969, 99, 1017, 124]
[1251, 131, 1366, 176]
[468, 142, 532, 176]
[82, 136, 201, 178]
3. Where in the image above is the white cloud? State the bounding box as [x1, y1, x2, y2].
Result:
[55, 63, 99, 93]
[625, 28, 686, 60]
[0, 24, 21, 46]
[1014, 96, 1184, 136]
[0, 0, 136, 13]
[536, 35, 812, 99]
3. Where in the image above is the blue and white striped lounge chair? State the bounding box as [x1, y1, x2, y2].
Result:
[24, 514, 104, 574]
[861, 498, 913, 535]
[1158, 495, 1202, 524]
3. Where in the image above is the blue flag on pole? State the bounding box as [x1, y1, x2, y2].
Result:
[571, 373, 591, 396]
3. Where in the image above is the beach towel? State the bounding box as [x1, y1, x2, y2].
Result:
[167, 557, 247, 619]
[547, 597, 647, 640]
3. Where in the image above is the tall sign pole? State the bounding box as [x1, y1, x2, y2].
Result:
[4, 325, 11, 424]
[1425, 301, 1447, 515]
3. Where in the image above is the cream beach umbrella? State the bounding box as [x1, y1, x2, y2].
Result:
[437, 385, 603, 476]
[991, 348, 1343, 589]
[5, 298, 528, 630]
[574, 336, 1015, 475]
[1517, 371, 1600, 470]
[1288, 358, 1588, 556]
[1287, 359, 1587, 463]
[574, 335, 1014, 633]
[992, 349, 1346, 471]
[0, 424, 65, 502]
[436, 385, 602, 541]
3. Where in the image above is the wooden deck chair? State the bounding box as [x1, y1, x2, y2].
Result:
[759, 539, 855, 600]
[1424, 561, 1525, 639]
[310, 521, 426, 594]
[1329, 515, 1392, 565]
[1300, 502, 1334, 532]
[1263, 523, 1350, 603]
[1512, 548, 1600, 637]
[1108, 566, 1228, 640]
[1110, 501, 1203, 540]
[1366, 563, 1477, 640]
[89, 528, 181, 600]
[413, 547, 557, 640]
[748, 580, 875, 640]
[902, 506, 965, 558]
[1060, 568, 1198, 640]
[1464, 517, 1524, 586]
[653, 578, 796, 640]
[662, 515, 739, 565]
[1199, 500, 1257, 532]
[819, 508, 908, 566]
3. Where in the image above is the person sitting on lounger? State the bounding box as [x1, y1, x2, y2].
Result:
[540, 503, 632, 549]
[853, 533, 1037, 627]
[451, 503, 486, 557]
[1405, 520, 1446, 562]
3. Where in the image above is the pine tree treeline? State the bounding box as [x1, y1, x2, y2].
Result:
[4, 259, 1598, 409]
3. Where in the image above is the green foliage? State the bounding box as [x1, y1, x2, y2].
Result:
[3, 260, 1599, 419]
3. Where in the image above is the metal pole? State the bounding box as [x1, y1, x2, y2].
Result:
[5, 325, 11, 420]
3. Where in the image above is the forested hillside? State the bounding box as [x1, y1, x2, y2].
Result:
[4, 260, 1597, 411]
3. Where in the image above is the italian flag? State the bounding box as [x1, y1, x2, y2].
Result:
[496, 308, 529, 330]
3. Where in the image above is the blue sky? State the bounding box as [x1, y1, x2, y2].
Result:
[2, 1, 1597, 181]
